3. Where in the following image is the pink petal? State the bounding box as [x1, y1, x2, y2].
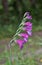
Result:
[24, 38, 28, 42]
[24, 22, 32, 26]
[23, 26, 32, 31]
[18, 33, 28, 38]
[26, 15, 32, 19]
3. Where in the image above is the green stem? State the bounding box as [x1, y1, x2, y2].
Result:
[9, 43, 12, 65]
[8, 39, 14, 65]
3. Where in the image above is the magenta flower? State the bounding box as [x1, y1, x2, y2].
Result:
[24, 22, 32, 26]
[23, 22, 32, 31]
[18, 33, 28, 38]
[23, 22, 32, 36]
[23, 27, 32, 36]
[16, 39, 26, 49]
[26, 15, 32, 19]
[24, 12, 32, 20]
[15, 37, 28, 49]
[23, 26, 32, 31]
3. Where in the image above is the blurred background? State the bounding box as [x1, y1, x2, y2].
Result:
[0, 0, 42, 39]
[0, 0, 42, 65]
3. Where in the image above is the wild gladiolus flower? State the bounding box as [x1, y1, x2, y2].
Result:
[26, 15, 32, 19]
[18, 33, 28, 38]
[10, 12, 32, 49]
[15, 32, 29, 49]
[23, 22, 32, 36]
[23, 27, 32, 36]
[24, 12, 32, 20]
[24, 22, 32, 26]
[15, 35, 28, 49]
[15, 39, 27, 49]
[23, 26, 32, 31]
[8, 12, 32, 64]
